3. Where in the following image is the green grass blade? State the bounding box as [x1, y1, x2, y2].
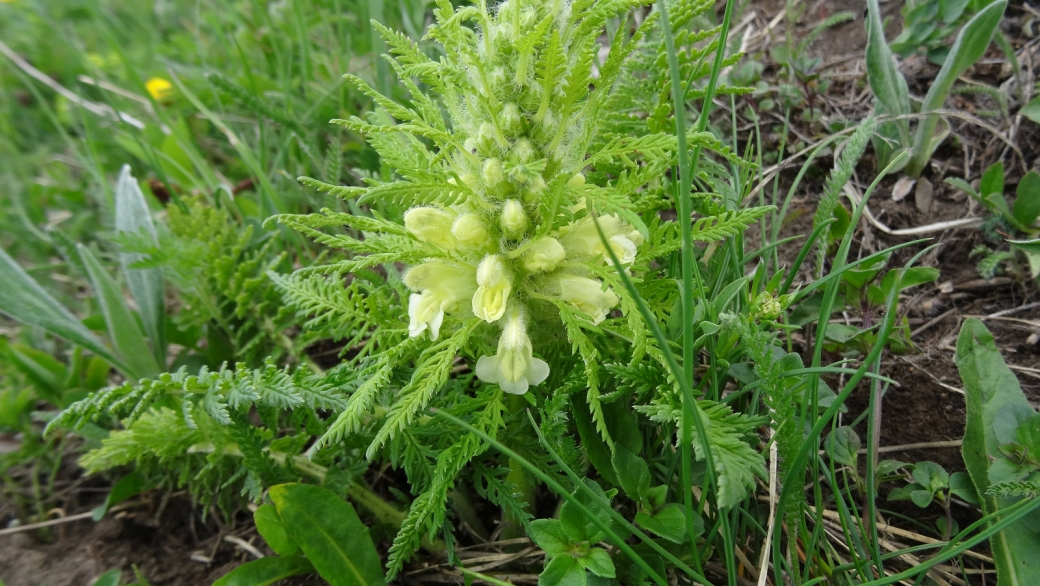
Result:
[0, 246, 127, 373]
[77, 244, 160, 380]
[908, 0, 1007, 176]
[114, 165, 166, 368]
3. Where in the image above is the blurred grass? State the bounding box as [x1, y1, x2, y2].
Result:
[0, 0, 439, 279]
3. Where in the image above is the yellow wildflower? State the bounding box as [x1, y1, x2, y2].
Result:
[145, 77, 173, 101]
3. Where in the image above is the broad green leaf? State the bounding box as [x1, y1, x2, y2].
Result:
[268, 483, 385, 586]
[211, 556, 315, 586]
[1013, 170, 1040, 229]
[910, 489, 935, 508]
[6, 343, 67, 405]
[114, 165, 166, 367]
[529, 519, 573, 557]
[1014, 414, 1040, 456]
[984, 191, 1013, 220]
[824, 426, 861, 468]
[956, 318, 1040, 585]
[0, 246, 126, 372]
[610, 444, 650, 501]
[945, 177, 980, 200]
[876, 460, 908, 477]
[1008, 239, 1040, 255]
[91, 569, 122, 586]
[634, 504, 689, 544]
[908, 0, 1007, 175]
[255, 504, 299, 556]
[912, 461, 950, 492]
[981, 161, 1005, 197]
[950, 471, 980, 505]
[873, 266, 940, 304]
[78, 244, 161, 380]
[571, 401, 618, 486]
[540, 554, 586, 586]
[941, 0, 971, 22]
[865, 0, 906, 150]
[93, 471, 148, 521]
[1021, 96, 1040, 124]
[560, 480, 612, 544]
[578, 548, 616, 579]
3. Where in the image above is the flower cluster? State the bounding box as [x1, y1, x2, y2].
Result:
[403, 202, 641, 394]
[389, 0, 646, 395]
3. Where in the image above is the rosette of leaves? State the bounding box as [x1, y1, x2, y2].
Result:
[268, 0, 770, 575]
[280, 0, 762, 438]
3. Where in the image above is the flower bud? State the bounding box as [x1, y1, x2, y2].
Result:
[543, 274, 619, 325]
[513, 139, 535, 163]
[459, 173, 480, 190]
[519, 7, 538, 28]
[473, 255, 512, 322]
[404, 207, 457, 250]
[501, 103, 522, 136]
[567, 173, 586, 188]
[523, 237, 566, 273]
[478, 122, 497, 151]
[523, 176, 547, 203]
[452, 213, 491, 249]
[500, 199, 529, 237]
[489, 67, 509, 91]
[482, 158, 505, 188]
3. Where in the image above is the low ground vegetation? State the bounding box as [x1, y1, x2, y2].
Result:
[1, 0, 1039, 585]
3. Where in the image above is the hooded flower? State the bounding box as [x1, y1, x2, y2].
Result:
[542, 274, 619, 325]
[558, 215, 640, 265]
[472, 255, 512, 322]
[452, 213, 492, 249]
[404, 207, 457, 250]
[404, 261, 477, 340]
[475, 309, 549, 394]
[522, 237, 566, 273]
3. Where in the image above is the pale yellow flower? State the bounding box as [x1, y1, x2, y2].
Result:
[475, 309, 549, 394]
[404, 262, 477, 340]
[452, 213, 491, 249]
[404, 207, 457, 250]
[472, 255, 512, 323]
[558, 215, 640, 265]
[145, 77, 173, 101]
[542, 274, 619, 325]
[522, 237, 566, 273]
